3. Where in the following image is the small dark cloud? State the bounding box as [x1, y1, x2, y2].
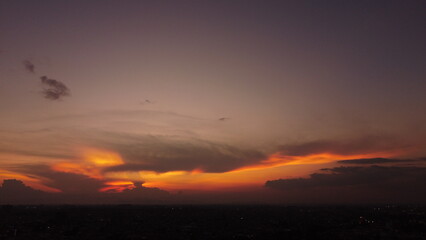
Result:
[116, 181, 170, 202]
[218, 117, 230, 121]
[277, 136, 407, 156]
[40, 76, 71, 100]
[265, 165, 426, 203]
[140, 99, 154, 105]
[337, 158, 422, 164]
[23, 60, 35, 73]
[132, 181, 144, 189]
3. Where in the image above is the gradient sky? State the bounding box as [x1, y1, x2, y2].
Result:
[1, 0, 426, 204]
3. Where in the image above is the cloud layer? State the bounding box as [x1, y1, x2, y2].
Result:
[265, 165, 426, 203]
[98, 134, 267, 173]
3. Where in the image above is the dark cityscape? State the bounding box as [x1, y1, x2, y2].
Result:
[1, 204, 425, 239]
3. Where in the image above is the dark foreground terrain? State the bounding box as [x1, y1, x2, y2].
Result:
[0, 205, 425, 240]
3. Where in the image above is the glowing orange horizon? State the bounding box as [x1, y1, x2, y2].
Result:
[106, 149, 408, 191]
[2, 147, 409, 193]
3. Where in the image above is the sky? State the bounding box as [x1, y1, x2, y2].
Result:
[1, 0, 426, 204]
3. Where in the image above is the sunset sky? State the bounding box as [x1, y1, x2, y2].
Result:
[1, 0, 426, 204]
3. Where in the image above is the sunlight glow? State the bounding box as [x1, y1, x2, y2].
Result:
[51, 148, 124, 179]
[43, 148, 406, 192]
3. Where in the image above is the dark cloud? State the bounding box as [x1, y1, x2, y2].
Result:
[40, 76, 70, 100]
[218, 117, 230, 121]
[265, 166, 426, 203]
[277, 136, 408, 156]
[115, 182, 170, 203]
[337, 158, 423, 164]
[98, 134, 266, 173]
[23, 60, 35, 73]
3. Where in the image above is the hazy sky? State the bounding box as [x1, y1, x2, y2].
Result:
[1, 0, 426, 203]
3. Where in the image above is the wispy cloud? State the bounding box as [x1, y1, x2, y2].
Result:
[276, 136, 409, 157]
[337, 157, 424, 165]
